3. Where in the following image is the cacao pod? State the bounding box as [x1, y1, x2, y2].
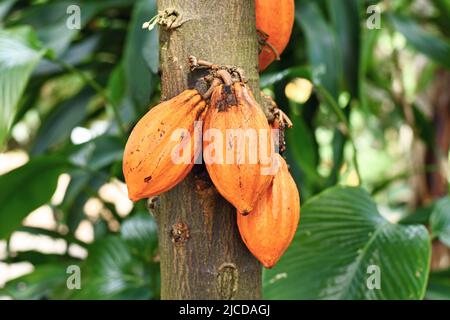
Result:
[256, 0, 295, 71]
[123, 90, 206, 201]
[203, 82, 274, 214]
[237, 153, 300, 268]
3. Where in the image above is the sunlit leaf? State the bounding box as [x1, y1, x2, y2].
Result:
[0, 27, 45, 148]
[264, 186, 431, 300]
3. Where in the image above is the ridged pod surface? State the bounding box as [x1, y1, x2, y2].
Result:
[256, 0, 295, 70]
[123, 90, 206, 201]
[203, 83, 274, 214]
[237, 153, 300, 268]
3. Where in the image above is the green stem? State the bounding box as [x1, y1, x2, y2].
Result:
[316, 85, 362, 185]
[51, 58, 127, 139]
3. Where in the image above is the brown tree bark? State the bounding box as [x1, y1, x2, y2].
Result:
[426, 70, 450, 271]
[153, 0, 262, 299]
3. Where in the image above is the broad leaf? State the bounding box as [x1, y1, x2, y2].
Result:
[122, 0, 158, 113]
[264, 186, 431, 300]
[0, 156, 69, 239]
[0, 264, 67, 299]
[31, 88, 95, 155]
[327, 0, 361, 96]
[16, 0, 133, 55]
[0, 0, 16, 21]
[34, 35, 100, 76]
[298, 1, 341, 98]
[121, 213, 158, 260]
[68, 236, 155, 299]
[0, 27, 45, 148]
[389, 13, 450, 69]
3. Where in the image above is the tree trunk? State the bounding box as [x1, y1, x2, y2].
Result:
[154, 0, 262, 300]
[427, 70, 450, 271]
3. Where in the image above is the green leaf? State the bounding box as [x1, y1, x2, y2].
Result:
[298, 1, 341, 98]
[87, 136, 124, 170]
[121, 213, 158, 260]
[0, 0, 16, 21]
[31, 88, 94, 155]
[68, 135, 123, 171]
[359, 27, 380, 111]
[260, 66, 311, 87]
[431, 0, 450, 36]
[286, 112, 321, 185]
[122, 0, 158, 113]
[34, 35, 100, 76]
[56, 166, 110, 235]
[430, 196, 450, 247]
[400, 203, 435, 225]
[327, 0, 361, 96]
[0, 156, 69, 239]
[426, 268, 450, 300]
[69, 236, 154, 299]
[0, 264, 67, 299]
[263, 186, 431, 300]
[388, 13, 450, 69]
[16, 0, 132, 56]
[0, 27, 45, 148]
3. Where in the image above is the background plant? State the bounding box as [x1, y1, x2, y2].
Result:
[0, 0, 449, 300]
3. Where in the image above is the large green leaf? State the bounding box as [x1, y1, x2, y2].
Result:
[430, 196, 450, 247]
[31, 88, 95, 155]
[359, 26, 380, 111]
[327, 0, 361, 96]
[264, 186, 431, 300]
[0, 156, 69, 239]
[121, 212, 158, 261]
[16, 0, 133, 55]
[0, 27, 45, 148]
[68, 236, 155, 299]
[0, 0, 16, 21]
[34, 35, 100, 76]
[122, 0, 158, 114]
[68, 135, 124, 171]
[388, 13, 450, 69]
[0, 264, 67, 299]
[287, 112, 321, 187]
[298, 1, 341, 98]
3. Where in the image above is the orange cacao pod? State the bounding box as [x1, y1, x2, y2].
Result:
[203, 82, 274, 214]
[237, 153, 300, 268]
[123, 90, 206, 201]
[256, 0, 295, 71]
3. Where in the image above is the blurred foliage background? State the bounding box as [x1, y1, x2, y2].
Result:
[0, 0, 449, 300]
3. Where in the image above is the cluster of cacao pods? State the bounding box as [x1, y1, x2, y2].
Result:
[256, 0, 295, 70]
[123, 60, 299, 268]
